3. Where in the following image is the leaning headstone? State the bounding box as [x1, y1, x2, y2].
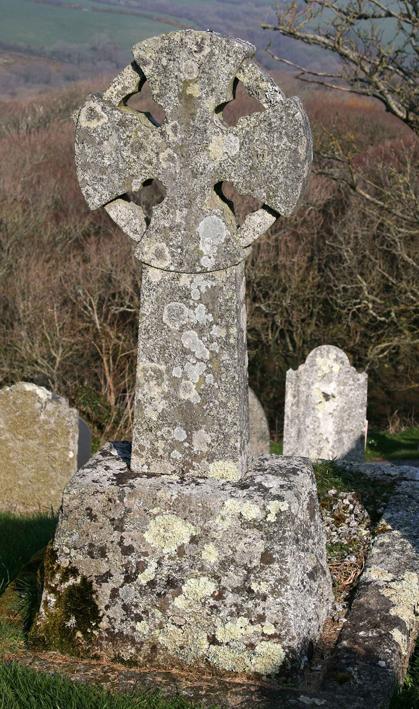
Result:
[283, 346, 368, 462]
[36, 30, 332, 676]
[0, 382, 91, 514]
[249, 388, 270, 456]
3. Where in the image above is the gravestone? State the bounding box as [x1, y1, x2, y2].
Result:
[283, 346, 368, 461]
[36, 30, 332, 676]
[0, 382, 91, 514]
[249, 388, 270, 456]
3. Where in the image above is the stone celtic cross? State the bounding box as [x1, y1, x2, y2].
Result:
[75, 30, 312, 480]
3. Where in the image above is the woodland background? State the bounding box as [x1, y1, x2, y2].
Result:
[0, 0, 417, 446]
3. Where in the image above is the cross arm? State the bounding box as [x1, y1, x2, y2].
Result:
[229, 98, 312, 220]
[75, 90, 165, 211]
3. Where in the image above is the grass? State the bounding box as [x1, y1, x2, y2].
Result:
[313, 459, 394, 524]
[0, 662, 199, 709]
[0, 512, 57, 593]
[366, 426, 419, 461]
[271, 426, 419, 463]
[0, 512, 57, 657]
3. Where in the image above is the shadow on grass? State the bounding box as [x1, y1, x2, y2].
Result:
[366, 426, 419, 461]
[0, 512, 57, 594]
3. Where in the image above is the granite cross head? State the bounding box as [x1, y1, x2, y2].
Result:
[75, 29, 312, 479]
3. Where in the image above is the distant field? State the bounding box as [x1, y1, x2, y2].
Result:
[0, 0, 177, 50]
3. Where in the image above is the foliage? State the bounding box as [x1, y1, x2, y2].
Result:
[262, 0, 419, 133]
[0, 662, 200, 709]
[0, 73, 417, 441]
[0, 513, 57, 594]
[259, 0, 418, 436]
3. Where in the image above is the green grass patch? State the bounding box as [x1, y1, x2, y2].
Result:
[391, 640, 419, 708]
[271, 426, 419, 463]
[0, 661, 200, 709]
[270, 441, 283, 455]
[366, 426, 419, 461]
[313, 460, 394, 525]
[0, 512, 57, 593]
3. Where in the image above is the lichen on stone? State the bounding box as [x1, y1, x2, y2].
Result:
[174, 576, 216, 609]
[144, 514, 197, 553]
[266, 500, 289, 521]
[208, 460, 241, 482]
[201, 543, 219, 564]
[137, 561, 158, 585]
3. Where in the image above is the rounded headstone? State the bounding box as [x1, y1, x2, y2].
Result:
[0, 382, 92, 514]
[283, 345, 368, 462]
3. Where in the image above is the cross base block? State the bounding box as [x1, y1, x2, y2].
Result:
[35, 443, 333, 676]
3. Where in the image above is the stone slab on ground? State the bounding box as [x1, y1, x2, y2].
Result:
[35, 444, 333, 676]
[0, 382, 91, 514]
[322, 480, 419, 707]
[4, 651, 385, 708]
[340, 459, 419, 482]
[249, 388, 270, 457]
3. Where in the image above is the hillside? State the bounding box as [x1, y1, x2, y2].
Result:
[0, 0, 330, 95]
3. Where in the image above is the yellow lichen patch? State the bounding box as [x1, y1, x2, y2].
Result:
[201, 543, 219, 564]
[135, 620, 149, 636]
[266, 500, 289, 522]
[185, 81, 201, 97]
[138, 561, 157, 585]
[223, 499, 262, 520]
[251, 580, 269, 593]
[215, 616, 252, 643]
[391, 627, 408, 654]
[144, 514, 196, 553]
[387, 571, 419, 626]
[316, 354, 341, 376]
[364, 567, 418, 636]
[208, 460, 241, 482]
[208, 135, 225, 161]
[262, 622, 276, 635]
[251, 641, 285, 674]
[160, 624, 209, 663]
[174, 576, 216, 609]
[207, 644, 250, 673]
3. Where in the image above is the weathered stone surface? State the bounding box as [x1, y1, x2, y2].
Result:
[3, 651, 391, 708]
[283, 346, 368, 462]
[249, 388, 270, 457]
[75, 30, 312, 273]
[75, 29, 312, 479]
[323, 480, 419, 706]
[340, 460, 419, 482]
[132, 264, 248, 479]
[44, 29, 329, 678]
[0, 382, 91, 514]
[36, 443, 333, 675]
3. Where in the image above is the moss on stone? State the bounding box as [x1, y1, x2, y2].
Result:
[31, 545, 101, 657]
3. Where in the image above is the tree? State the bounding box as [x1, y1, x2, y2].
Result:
[262, 0, 418, 135]
[257, 1, 418, 429]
